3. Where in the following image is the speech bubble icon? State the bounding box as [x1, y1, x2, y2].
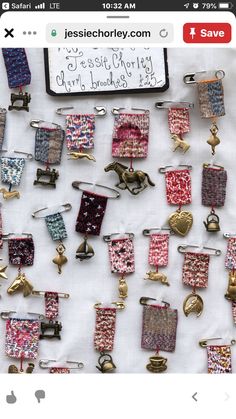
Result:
[35, 390, 45, 403]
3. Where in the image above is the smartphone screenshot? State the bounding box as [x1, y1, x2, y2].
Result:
[0, 1, 235, 417]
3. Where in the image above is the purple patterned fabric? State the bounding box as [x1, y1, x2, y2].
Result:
[202, 166, 227, 207]
[2, 48, 31, 89]
[8, 237, 34, 266]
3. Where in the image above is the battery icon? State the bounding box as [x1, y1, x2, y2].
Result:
[218, 2, 233, 8]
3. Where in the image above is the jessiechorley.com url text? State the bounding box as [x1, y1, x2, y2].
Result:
[64, 28, 151, 40]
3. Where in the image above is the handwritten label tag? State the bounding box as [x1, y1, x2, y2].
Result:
[45, 48, 168, 95]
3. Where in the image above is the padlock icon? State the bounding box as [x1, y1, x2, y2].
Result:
[51, 29, 57, 37]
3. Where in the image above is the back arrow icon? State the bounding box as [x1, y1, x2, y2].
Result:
[192, 392, 198, 402]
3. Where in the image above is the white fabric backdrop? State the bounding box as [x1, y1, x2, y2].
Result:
[0, 48, 236, 374]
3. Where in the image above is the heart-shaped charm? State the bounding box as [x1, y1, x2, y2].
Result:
[168, 210, 193, 236]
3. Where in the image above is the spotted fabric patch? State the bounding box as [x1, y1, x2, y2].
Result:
[66, 114, 95, 150]
[35, 127, 64, 164]
[76, 191, 108, 236]
[50, 368, 70, 374]
[2, 48, 31, 89]
[0, 109, 6, 151]
[141, 305, 178, 352]
[225, 238, 236, 270]
[182, 252, 210, 288]
[168, 108, 190, 135]
[1, 157, 25, 186]
[197, 79, 225, 119]
[202, 167, 227, 208]
[8, 237, 34, 266]
[232, 302, 236, 324]
[108, 238, 135, 274]
[45, 292, 59, 320]
[94, 308, 116, 352]
[148, 234, 169, 268]
[45, 212, 67, 241]
[5, 318, 40, 359]
[112, 112, 149, 158]
[165, 169, 191, 205]
[207, 345, 232, 374]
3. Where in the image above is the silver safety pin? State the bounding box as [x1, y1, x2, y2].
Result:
[143, 227, 173, 236]
[199, 338, 236, 348]
[72, 181, 120, 199]
[39, 359, 84, 370]
[30, 120, 62, 129]
[2, 233, 33, 240]
[155, 101, 194, 109]
[94, 301, 125, 310]
[139, 297, 170, 307]
[1, 311, 45, 320]
[13, 150, 33, 160]
[178, 244, 221, 256]
[103, 232, 134, 242]
[32, 203, 72, 219]
[111, 107, 149, 115]
[32, 290, 70, 299]
[159, 164, 192, 174]
[56, 106, 106, 116]
[183, 70, 225, 84]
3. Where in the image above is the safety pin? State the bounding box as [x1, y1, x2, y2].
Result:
[0, 108, 7, 114]
[103, 232, 134, 242]
[12, 150, 33, 160]
[32, 290, 70, 299]
[72, 181, 120, 199]
[56, 106, 107, 116]
[32, 203, 72, 219]
[178, 244, 221, 256]
[39, 359, 84, 370]
[139, 297, 170, 307]
[1, 311, 45, 320]
[159, 164, 192, 174]
[111, 107, 149, 115]
[203, 163, 224, 170]
[30, 120, 62, 129]
[199, 338, 236, 348]
[143, 227, 173, 236]
[183, 70, 225, 84]
[94, 301, 125, 310]
[155, 101, 194, 109]
[224, 233, 236, 239]
[2, 233, 33, 240]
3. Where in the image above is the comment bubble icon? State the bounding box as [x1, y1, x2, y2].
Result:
[35, 390, 45, 403]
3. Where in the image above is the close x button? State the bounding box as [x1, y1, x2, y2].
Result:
[183, 23, 231, 43]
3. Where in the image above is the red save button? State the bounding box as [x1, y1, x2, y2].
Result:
[183, 23, 231, 43]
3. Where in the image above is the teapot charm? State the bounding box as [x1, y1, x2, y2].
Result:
[96, 352, 116, 373]
[204, 210, 220, 233]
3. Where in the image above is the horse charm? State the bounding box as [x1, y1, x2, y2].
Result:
[7, 272, 34, 297]
[104, 161, 155, 195]
[183, 292, 204, 317]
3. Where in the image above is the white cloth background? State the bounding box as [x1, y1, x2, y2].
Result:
[0, 48, 236, 374]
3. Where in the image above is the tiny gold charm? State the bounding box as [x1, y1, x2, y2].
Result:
[76, 237, 95, 261]
[8, 363, 34, 374]
[144, 271, 169, 286]
[168, 210, 193, 236]
[203, 210, 220, 232]
[118, 276, 128, 299]
[53, 243, 68, 274]
[96, 352, 116, 373]
[171, 134, 190, 153]
[7, 272, 33, 297]
[146, 354, 168, 373]
[0, 188, 20, 200]
[225, 271, 236, 302]
[207, 123, 220, 155]
[0, 265, 8, 280]
[67, 152, 96, 162]
[183, 292, 204, 317]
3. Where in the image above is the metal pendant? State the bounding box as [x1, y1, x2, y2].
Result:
[118, 276, 128, 299]
[67, 152, 96, 162]
[225, 271, 236, 302]
[171, 134, 190, 153]
[33, 167, 59, 188]
[7, 272, 33, 297]
[0, 265, 8, 280]
[146, 354, 168, 373]
[52, 243, 68, 274]
[168, 210, 193, 236]
[144, 271, 169, 286]
[40, 321, 62, 340]
[207, 123, 220, 155]
[0, 188, 20, 200]
[183, 292, 204, 317]
[104, 161, 155, 195]
[76, 237, 95, 261]
[8, 363, 35, 374]
[9, 91, 31, 112]
[203, 210, 220, 232]
[96, 352, 116, 373]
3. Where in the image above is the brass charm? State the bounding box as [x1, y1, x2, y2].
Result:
[183, 292, 204, 317]
[225, 271, 236, 302]
[146, 354, 168, 373]
[0, 265, 8, 280]
[76, 237, 95, 261]
[207, 123, 220, 155]
[33, 167, 59, 188]
[96, 352, 116, 373]
[118, 276, 128, 299]
[7, 272, 33, 297]
[144, 271, 169, 285]
[203, 210, 220, 232]
[40, 321, 62, 340]
[171, 134, 190, 153]
[67, 152, 96, 162]
[104, 161, 155, 195]
[0, 188, 20, 200]
[168, 210, 193, 236]
[9, 92, 31, 112]
[53, 243, 68, 274]
[8, 363, 35, 374]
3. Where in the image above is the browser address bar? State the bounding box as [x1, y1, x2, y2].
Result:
[46, 23, 174, 44]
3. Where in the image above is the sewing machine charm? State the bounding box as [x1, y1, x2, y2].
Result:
[33, 167, 59, 188]
[225, 271, 236, 301]
[40, 321, 62, 340]
[8, 92, 31, 112]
